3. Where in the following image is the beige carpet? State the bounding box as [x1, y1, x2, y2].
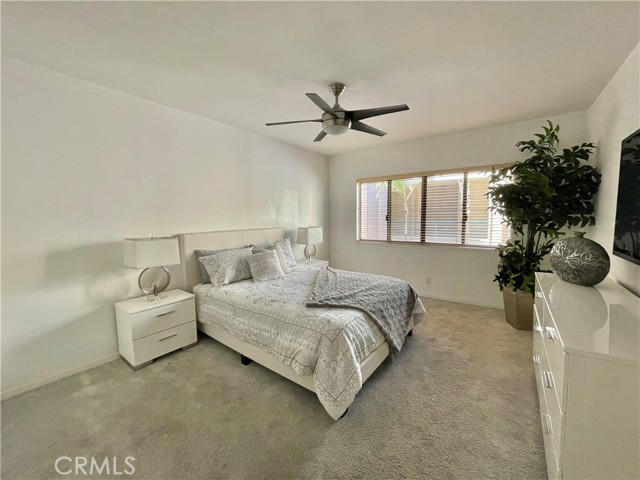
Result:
[1, 298, 547, 479]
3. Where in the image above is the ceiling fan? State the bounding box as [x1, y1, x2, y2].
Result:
[265, 82, 409, 142]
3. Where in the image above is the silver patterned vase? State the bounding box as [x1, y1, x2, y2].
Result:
[550, 232, 610, 286]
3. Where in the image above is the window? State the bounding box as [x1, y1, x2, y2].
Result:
[357, 167, 510, 247]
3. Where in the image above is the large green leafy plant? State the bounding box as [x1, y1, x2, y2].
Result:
[488, 122, 601, 293]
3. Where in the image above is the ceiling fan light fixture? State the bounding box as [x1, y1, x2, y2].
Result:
[322, 116, 351, 135]
[324, 124, 350, 136]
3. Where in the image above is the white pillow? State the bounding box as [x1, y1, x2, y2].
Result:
[252, 244, 291, 274]
[194, 248, 226, 284]
[272, 244, 292, 274]
[198, 248, 253, 286]
[274, 238, 297, 268]
[247, 250, 285, 282]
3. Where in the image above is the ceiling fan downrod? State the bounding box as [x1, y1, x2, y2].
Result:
[328, 82, 346, 109]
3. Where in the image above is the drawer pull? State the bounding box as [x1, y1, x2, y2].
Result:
[542, 414, 552, 435]
[158, 332, 178, 342]
[533, 354, 541, 365]
[543, 370, 554, 389]
[155, 310, 176, 318]
[545, 326, 558, 341]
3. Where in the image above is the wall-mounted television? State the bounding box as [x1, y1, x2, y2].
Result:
[613, 127, 640, 265]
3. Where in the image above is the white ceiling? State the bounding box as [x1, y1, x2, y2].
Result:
[2, 1, 639, 156]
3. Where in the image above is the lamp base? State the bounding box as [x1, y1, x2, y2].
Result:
[304, 244, 317, 263]
[138, 266, 171, 300]
[145, 293, 168, 302]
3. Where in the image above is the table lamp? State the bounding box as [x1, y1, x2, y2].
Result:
[297, 226, 323, 263]
[124, 236, 180, 301]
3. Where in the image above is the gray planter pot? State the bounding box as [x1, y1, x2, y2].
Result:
[502, 289, 534, 331]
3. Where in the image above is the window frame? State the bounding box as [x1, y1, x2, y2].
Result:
[356, 163, 512, 250]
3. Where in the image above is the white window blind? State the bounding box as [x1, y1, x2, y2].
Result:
[390, 177, 422, 242]
[357, 181, 388, 241]
[356, 168, 510, 247]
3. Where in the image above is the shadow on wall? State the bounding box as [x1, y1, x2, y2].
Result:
[1, 304, 118, 391]
[43, 242, 124, 286]
[42, 241, 184, 300]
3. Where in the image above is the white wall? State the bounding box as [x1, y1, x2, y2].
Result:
[1, 58, 329, 396]
[329, 111, 589, 308]
[587, 44, 640, 297]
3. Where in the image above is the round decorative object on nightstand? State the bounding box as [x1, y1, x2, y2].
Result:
[139, 266, 170, 298]
[304, 244, 317, 263]
[550, 232, 610, 286]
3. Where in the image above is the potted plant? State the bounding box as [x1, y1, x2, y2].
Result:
[488, 121, 601, 330]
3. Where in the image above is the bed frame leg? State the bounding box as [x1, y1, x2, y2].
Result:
[340, 408, 349, 419]
[408, 329, 413, 337]
[241, 355, 252, 366]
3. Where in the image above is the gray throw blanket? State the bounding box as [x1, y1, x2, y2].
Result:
[307, 267, 418, 354]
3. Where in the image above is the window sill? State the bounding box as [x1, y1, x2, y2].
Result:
[355, 240, 499, 253]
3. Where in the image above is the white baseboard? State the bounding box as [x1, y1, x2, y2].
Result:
[418, 291, 504, 310]
[1, 352, 120, 401]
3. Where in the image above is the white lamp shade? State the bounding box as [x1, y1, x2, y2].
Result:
[297, 226, 323, 245]
[124, 237, 180, 268]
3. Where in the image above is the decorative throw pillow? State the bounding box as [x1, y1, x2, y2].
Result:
[252, 244, 291, 274]
[274, 238, 297, 268]
[198, 248, 253, 286]
[247, 250, 285, 282]
[272, 244, 292, 274]
[194, 248, 225, 284]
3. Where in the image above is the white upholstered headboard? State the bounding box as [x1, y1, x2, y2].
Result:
[178, 227, 285, 292]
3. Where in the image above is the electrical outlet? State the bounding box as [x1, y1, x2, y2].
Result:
[424, 276, 432, 285]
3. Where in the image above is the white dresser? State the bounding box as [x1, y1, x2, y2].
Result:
[533, 273, 639, 480]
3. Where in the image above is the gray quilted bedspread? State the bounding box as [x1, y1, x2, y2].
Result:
[307, 267, 421, 354]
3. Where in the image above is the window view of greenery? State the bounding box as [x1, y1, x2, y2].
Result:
[357, 170, 509, 247]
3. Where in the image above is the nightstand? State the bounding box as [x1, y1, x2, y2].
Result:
[115, 289, 197, 370]
[303, 259, 329, 267]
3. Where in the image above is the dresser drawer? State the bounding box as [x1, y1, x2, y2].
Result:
[535, 345, 559, 479]
[540, 333, 565, 469]
[533, 338, 546, 414]
[541, 412, 561, 480]
[131, 321, 197, 365]
[541, 302, 566, 410]
[533, 310, 545, 396]
[130, 299, 195, 340]
[545, 372, 565, 468]
[534, 288, 544, 323]
[538, 350, 563, 474]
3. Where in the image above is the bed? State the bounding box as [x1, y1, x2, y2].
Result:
[178, 227, 425, 419]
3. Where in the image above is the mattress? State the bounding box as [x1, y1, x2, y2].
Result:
[194, 264, 403, 419]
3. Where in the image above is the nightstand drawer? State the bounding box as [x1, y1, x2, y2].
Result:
[130, 299, 195, 340]
[132, 321, 197, 365]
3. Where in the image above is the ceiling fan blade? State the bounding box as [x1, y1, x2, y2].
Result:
[351, 121, 386, 137]
[314, 130, 327, 142]
[265, 119, 322, 126]
[306, 93, 334, 114]
[349, 104, 409, 122]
